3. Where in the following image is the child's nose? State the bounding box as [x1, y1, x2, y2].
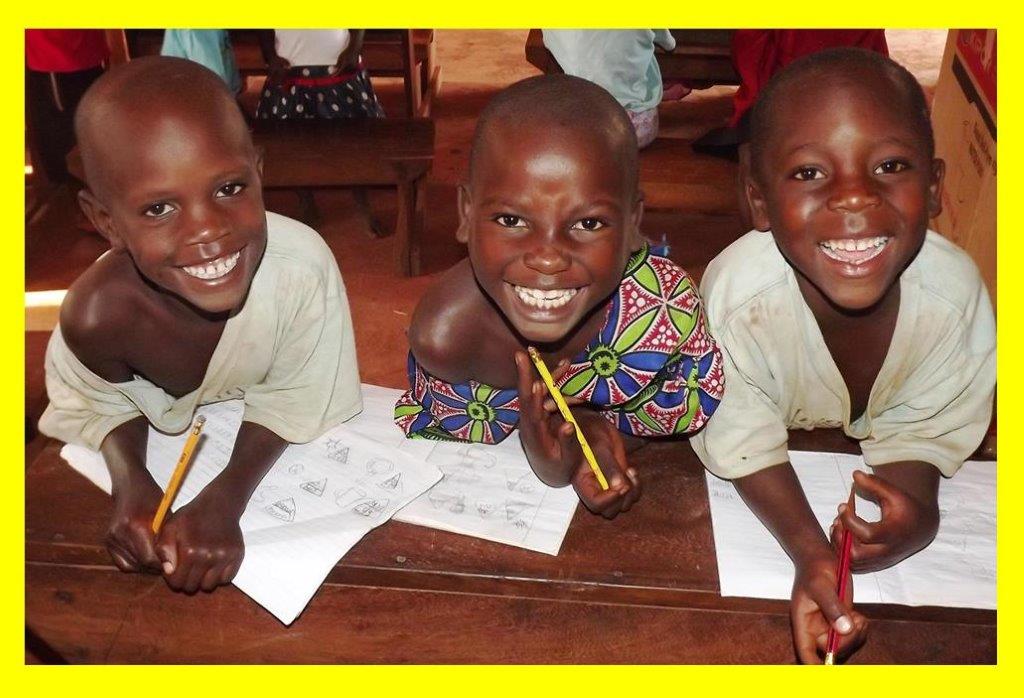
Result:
[184, 205, 231, 246]
[523, 244, 571, 275]
[826, 175, 882, 213]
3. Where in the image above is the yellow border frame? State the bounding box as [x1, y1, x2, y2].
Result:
[8, 2, 1014, 691]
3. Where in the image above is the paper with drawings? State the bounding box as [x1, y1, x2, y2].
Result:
[706, 450, 995, 609]
[394, 433, 580, 556]
[59, 385, 442, 625]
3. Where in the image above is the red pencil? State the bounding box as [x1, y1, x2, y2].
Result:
[824, 489, 857, 665]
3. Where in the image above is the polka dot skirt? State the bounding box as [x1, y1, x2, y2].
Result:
[255, 63, 385, 120]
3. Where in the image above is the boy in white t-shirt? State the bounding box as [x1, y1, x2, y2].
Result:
[690, 48, 995, 663]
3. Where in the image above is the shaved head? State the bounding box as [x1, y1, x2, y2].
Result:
[748, 47, 933, 178]
[74, 56, 252, 202]
[469, 74, 639, 195]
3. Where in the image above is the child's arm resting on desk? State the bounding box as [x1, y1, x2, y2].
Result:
[155, 238, 362, 593]
[515, 352, 640, 519]
[733, 463, 868, 664]
[99, 417, 164, 573]
[156, 422, 287, 593]
[830, 462, 939, 573]
[837, 272, 996, 572]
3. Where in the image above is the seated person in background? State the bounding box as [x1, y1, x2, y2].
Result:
[394, 75, 723, 518]
[161, 29, 243, 96]
[690, 48, 995, 663]
[40, 57, 362, 594]
[256, 29, 384, 119]
[542, 29, 676, 149]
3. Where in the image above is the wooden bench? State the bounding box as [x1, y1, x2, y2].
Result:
[124, 29, 440, 118]
[66, 117, 435, 276]
[252, 118, 434, 276]
[26, 426, 995, 663]
[525, 29, 740, 87]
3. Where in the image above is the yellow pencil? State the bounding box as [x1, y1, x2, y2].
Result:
[151, 415, 206, 534]
[526, 346, 609, 491]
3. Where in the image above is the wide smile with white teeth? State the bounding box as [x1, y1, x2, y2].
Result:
[181, 250, 242, 280]
[512, 285, 579, 310]
[818, 236, 890, 265]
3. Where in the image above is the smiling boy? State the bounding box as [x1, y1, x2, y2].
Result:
[690, 48, 995, 663]
[395, 75, 722, 518]
[39, 57, 361, 593]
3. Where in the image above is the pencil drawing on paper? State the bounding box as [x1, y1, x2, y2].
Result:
[459, 444, 497, 469]
[301, 477, 327, 497]
[265, 497, 297, 522]
[335, 486, 367, 509]
[428, 488, 466, 514]
[366, 458, 393, 475]
[352, 497, 389, 517]
[504, 499, 531, 521]
[505, 469, 535, 494]
[325, 439, 350, 464]
[378, 472, 403, 492]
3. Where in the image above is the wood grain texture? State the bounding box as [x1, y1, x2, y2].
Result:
[25, 433, 995, 664]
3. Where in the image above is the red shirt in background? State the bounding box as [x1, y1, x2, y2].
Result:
[729, 30, 888, 127]
[26, 29, 109, 73]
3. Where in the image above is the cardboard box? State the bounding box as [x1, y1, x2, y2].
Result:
[930, 29, 996, 310]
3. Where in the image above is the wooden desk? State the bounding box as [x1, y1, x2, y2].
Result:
[25, 429, 995, 664]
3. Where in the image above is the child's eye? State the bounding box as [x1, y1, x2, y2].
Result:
[494, 214, 527, 228]
[874, 159, 910, 175]
[216, 182, 246, 197]
[792, 167, 825, 181]
[571, 218, 606, 231]
[143, 202, 174, 218]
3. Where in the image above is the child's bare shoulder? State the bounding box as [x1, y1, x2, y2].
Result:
[408, 258, 498, 382]
[59, 252, 147, 378]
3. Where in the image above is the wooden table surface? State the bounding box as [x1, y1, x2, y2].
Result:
[25, 429, 995, 664]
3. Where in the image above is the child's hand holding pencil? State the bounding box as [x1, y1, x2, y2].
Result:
[514, 350, 641, 519]
[790, 551, 868, 664]
[791, 488, 868, 664]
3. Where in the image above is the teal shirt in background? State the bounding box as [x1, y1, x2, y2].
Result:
[161, 29, 242, 95]
[541, 30, 675, 113]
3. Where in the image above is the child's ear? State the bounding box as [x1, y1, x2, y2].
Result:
[77, 188, 123, 250]
[927, 158, 946, 218]
[455, 184, 472, 244]
[744, 173, 772, 232]
[629, 191, 645, 251]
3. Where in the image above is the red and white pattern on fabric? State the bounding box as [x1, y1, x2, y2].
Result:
[698, 350, 726, 401]
[680, 313, 714, 357]
[615, 280, 667, 337]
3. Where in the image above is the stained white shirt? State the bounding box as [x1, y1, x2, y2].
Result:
[40, 212, 362, 449]
[690, 230, 995, 479]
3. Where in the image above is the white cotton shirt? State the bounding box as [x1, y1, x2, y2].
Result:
[39, 212, 363, 450]
[690, 230, 995, 479]
[274, 29, 351, 67]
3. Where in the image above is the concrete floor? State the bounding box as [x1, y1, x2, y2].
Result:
[24, 29, 948, 412]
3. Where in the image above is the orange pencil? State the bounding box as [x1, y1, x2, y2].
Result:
[151, 415, 206, 534]
[824, 488, 857, 665]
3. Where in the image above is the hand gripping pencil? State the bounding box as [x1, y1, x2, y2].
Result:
[151, 415, 206, 534]
[527, 347, 609, 491]
[824, 488, 857, 665]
